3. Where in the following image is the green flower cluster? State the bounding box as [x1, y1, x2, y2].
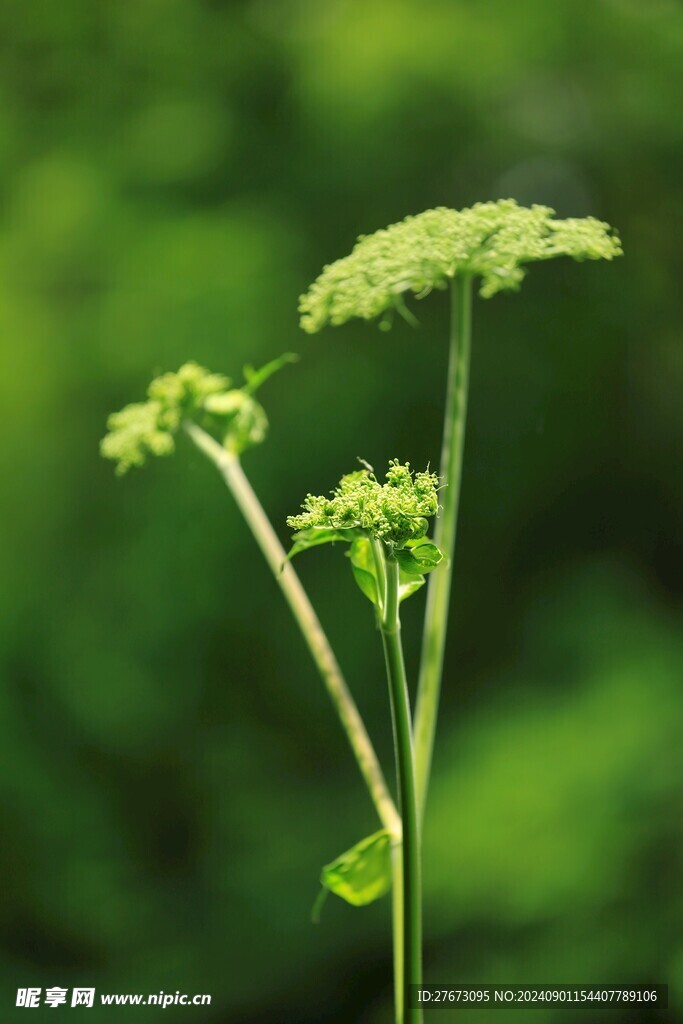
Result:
[101, 356, 300, 475]
[101, 363, 232, 474]
[299, 199, 622, 332]
[287, 461, 440, 547]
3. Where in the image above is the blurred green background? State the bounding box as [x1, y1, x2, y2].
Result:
[0, 1, 681, 1021]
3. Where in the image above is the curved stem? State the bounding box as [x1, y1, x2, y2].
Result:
[380, 551, 423, 1024]
[183, 421, 401, 838]
[414, 274, 473, 817]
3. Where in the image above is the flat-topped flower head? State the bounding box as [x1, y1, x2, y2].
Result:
[288, 460, 439, 548]
[299, 199, 622, 332]
[101, 354, 296, 474]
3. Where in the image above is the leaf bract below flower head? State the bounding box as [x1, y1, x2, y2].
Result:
[299, 199, 622, 333]
[100, 354, 296, 475]
[319, 829, 393, 909]
[287, 460, 440, 549]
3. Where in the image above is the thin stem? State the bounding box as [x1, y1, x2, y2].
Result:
[183, 421, 401, 838]
[380, 551, 423, 1024]
[391, 843, 404, 1024]
[372, 533, 403, 1022]
[414, 274, 473, 817]
[369, 535, 388, 617]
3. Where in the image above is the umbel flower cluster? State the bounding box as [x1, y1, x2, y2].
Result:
[287, 461, 440, 548]
[101, 355, 295, 474]
[101, 363, 231, 474]
[299, 199, 622, 332]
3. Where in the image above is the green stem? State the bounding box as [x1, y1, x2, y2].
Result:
[369, 535, 388, 618]
[371, 533, 404, 1023]
[414, 274, 473, 816]
[390, 843, 404, 1024]
[183, 421, 401, 838]
[380, 551, 423, 1024]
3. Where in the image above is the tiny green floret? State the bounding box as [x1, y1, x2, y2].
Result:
[287, 461, 439, 548]
[101, 354, 296, 474]
[299, 199, 622, 332]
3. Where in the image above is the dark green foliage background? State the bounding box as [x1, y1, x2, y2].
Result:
[0, 2, 681, 1021]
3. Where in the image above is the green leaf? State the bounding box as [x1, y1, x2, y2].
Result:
[320, 829, 393, 908]
[351, 565, 379, 605]
[405, 539, 443, 565]
[242, 352, 299, 395]
[347, 535, 425, 604]
[348, 536, 379, 605]
[398, 569, 425, 602]
[396, 541, 443, 577]
[287, 526, 357, 561]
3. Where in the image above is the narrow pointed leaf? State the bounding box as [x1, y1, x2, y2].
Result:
[242, 352, 299, 395]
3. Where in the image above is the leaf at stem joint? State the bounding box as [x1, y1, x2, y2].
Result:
[319, 829, 393, 909]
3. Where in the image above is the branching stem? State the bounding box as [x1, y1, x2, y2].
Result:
[183, 421, 401, 838]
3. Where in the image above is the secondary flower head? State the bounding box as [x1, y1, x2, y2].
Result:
[101, 354, 296, 474]
[299, 199, 622, 332]
[287, 461, 439, 548]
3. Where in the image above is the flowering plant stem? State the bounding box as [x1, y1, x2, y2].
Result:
[183, 420, 401, 838]
[414, 274, 473, 815]
[103, 202, 622, 1024]
[375, 541, 423, 1024]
